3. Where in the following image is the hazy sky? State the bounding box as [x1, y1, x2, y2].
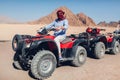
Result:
[0, 0, 120, 23]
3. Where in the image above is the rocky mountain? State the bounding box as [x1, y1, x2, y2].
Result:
[98, 21, 120, 27]
[28, 6, 96, 26]
[97, 21, 108, 26]
[0, 16, 19, 24]
[76, 13, 96, 26]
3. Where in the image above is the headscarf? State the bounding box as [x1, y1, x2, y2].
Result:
[56, 10, 65, 20]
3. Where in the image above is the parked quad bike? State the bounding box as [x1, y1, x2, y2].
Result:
[85, 27, 120, 59]
[12, 27, 87, 80]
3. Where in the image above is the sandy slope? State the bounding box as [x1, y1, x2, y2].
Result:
[0, 24, 120, 80]
[1, 42, 120, 80]
[0, 24, 116, 41]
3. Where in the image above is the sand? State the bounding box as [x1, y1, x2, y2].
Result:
[0, 24, 120, 80]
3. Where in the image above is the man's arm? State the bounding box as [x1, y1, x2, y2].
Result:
[63, 19, 68, 29]
[55, 19, 68, 31]
[45, 21, 55, 30]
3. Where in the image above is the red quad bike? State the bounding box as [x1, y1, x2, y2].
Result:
[12, 27, 87, 80]
[85, 27, 120, 59]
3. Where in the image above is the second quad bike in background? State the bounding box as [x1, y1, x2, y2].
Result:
[85, 27, 120, 58]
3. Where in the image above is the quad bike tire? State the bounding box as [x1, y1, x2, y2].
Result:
[71, 46, 87, 67]
[13, 61, 23, 70]
[31, 50, 57, 80]
[111, 41, 120, 55]
[13, 61, 28, 71]
[12, 34, 24, 51]
[94, 42, 105, 59]
[13, 52, 23, 70]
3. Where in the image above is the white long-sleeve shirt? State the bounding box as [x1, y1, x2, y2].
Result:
[45, 19, 68, 37]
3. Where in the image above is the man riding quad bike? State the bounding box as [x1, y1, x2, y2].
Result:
[85, 27, 120, 58]
[12, 27, 87, 80]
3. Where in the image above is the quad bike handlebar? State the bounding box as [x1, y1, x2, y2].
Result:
[37, 28, 48, 35]
[37, 27, 56, 35]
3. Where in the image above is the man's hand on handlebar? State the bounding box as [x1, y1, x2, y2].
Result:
[54, 26, 65, 31]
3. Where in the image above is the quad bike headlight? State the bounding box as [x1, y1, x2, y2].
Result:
[26, 43, 31, 48]
[90, 38, 93, 40]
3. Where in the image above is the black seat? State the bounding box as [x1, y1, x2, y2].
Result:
[79, 32, 90, 39]
[61, 37, 72, 44]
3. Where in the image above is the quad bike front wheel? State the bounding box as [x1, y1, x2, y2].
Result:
[31, 50, 57, 80]
[71, 46, 87, 67]
[94, 42, 105, 59]
[111, 41, 120, 55]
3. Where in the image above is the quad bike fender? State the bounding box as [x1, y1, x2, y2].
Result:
[91, 35, 107, 48]
[30, 38, 59, 60]
[94, 36, 107, 43]
[71, 39, 87, 57]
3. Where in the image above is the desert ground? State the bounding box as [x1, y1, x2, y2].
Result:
[0, 24, 120, 80]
